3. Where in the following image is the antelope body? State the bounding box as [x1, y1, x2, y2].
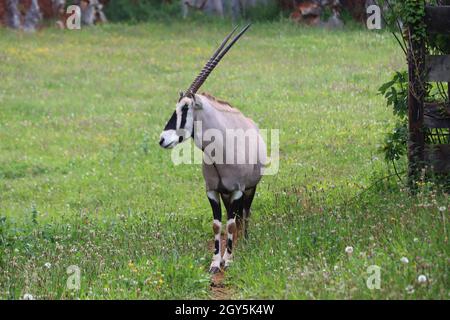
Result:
[159, 25, 266, 273]
[194, 93, 266, 193]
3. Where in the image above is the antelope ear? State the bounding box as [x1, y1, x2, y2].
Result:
[178, 91, 184, 102]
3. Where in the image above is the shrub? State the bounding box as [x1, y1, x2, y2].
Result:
[104, 0, 182, 22]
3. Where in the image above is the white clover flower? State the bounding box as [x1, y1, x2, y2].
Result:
[23, 293, 34, 300]
[345, 246, 353, 255]
[438, 206, 446, 213]
[417, 275, 427, 284]
[400, 257, 409, 264]
[44, 262, 52, 269]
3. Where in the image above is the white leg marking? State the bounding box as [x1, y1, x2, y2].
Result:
[222, 218, 235, 268]
[222, 190, 242, 268]
[230, 190, 243, 202]
[210, 219, 222, 270]
[207, 191, 220, 202]
[207, 189, 222, 273]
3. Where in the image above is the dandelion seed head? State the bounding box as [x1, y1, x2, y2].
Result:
[345, 246, 353, 255]
[23, 293, 34, 300]
[400, 257, 409, 264]
[417, 275, 427, 284]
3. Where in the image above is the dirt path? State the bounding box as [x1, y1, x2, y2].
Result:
[208, 233, 237, 300]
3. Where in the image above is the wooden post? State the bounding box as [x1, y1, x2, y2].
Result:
[423, 5, 450, 180]
[424, 3, 450, 107]
[407, 22, 425, 188]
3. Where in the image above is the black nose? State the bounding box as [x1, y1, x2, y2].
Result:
[159, 138, 164, 146]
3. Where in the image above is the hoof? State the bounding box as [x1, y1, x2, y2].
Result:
[209, 266, 221, 274]
[223, 261, 232, 270]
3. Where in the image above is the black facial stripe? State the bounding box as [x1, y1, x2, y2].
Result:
[163, 111, 177, 131]
[180, 108, 188, 129]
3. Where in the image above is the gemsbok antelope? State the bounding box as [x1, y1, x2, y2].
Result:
[159, 24, 267, 273]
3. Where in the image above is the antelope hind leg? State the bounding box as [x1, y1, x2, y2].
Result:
[242, 187, 256, 239]
[222, 190, 243, 269]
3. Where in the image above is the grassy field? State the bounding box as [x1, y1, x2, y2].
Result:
[0, 21, 448, 300]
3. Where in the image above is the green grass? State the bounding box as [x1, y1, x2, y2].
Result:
[0, 21, 448, 299]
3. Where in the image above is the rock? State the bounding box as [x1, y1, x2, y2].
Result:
[322, 9, 344, 29]
[79, 0, 107, 26]
[6, 0, 21, 29]
[290, 0, 345, 28]
[290, 1, 322, 26]
[1, 0, 108, 29]
[183, 0, 224, 18]
[23, 0, 43, 32]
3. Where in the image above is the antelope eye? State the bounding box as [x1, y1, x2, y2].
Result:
[182, 104, 189, 110]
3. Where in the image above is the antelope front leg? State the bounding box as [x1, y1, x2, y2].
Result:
[222, 190, 243, 269]
[207, 191, 222, 274]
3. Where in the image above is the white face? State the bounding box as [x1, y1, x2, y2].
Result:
[159, 96, 195, 149]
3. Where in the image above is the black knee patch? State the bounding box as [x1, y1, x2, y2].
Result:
[227, 238, 233, 253]
[228, 194, 244, 220]
[208, 197, 221, 221]
[214, 240, 220, 255]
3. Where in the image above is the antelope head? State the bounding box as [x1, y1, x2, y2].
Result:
[159, 24, 251, 149]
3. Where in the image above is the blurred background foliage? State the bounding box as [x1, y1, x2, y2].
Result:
[0, 0, 374, 27]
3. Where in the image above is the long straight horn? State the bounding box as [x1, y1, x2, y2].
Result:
[186, 25, 239, 95]
[188, 23, 251, 95]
